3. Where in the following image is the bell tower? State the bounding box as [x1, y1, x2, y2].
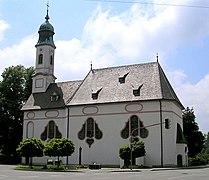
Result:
[32, 4, 56, 93]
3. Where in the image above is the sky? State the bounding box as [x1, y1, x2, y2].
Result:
[0, 0, 209, 133]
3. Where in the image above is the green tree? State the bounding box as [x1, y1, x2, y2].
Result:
[16, 138, 44, 167]
[0, 65, 34, 163]
[119, 145, 131, 166]
[44, 138, 75, 167]
[183, 107, 205, 158]
[119, 141, 146, 167]
[132, 141, 146, 159]
[204, 132, 209, 154]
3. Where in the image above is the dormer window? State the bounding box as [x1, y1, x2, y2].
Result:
[50, 92, 59, 102]
[92, 88, 102, 100]
[133, 84, 143, 96]
[119, 72, 129, 84]
[38, 54, 43, 64]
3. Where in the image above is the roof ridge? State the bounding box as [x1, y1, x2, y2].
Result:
[56, 80, 83, 84]
[93, 61, 157, 71]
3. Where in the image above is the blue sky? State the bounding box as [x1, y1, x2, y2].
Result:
[0, 0, 209, 133]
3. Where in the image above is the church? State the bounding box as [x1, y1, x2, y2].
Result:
[22, 9, 187, 167]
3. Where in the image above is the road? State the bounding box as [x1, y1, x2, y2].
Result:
[0, 165, 209, 180]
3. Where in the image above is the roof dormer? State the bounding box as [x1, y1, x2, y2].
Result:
[119, 72, 129, 84]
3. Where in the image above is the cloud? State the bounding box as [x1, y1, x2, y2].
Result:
[0, 35, 36, 78]
[0, 1, 208, 132]
[0, 19, 10, 41]
[168, 71, 209, 133]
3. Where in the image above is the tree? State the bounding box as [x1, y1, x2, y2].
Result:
[119, 141, 146, 167]
[44, 138, 75, 167]
[119, 145, 131, 166]
[16, 138, 44, 167]
[204, 132, 209, 154]
[183, 107, 205, 158]
[132, 141, 146, 159]
[0, 65, 34, 163]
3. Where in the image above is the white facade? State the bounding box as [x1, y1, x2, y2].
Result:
[23, 100, 187, 167]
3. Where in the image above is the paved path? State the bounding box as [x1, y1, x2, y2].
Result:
[0, 165, 209, 180]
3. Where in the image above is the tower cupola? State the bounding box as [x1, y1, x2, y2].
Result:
[36, 8, 56, 48]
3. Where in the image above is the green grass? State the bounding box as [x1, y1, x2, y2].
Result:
[15, 164, 79, 171]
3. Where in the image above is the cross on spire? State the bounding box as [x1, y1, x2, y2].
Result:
[45, 1, 50, 21]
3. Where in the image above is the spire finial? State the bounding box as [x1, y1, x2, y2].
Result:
[156, 53, 159, 62]
[90, 61, 93, 71]
[45, 1, 50, 21]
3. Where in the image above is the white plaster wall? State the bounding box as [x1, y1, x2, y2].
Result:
[67, 100, 182, 167]
[22, 100, 185, 167]
[23, 108, 68, 164]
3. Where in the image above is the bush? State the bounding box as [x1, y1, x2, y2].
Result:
[189, 155, 208, 166]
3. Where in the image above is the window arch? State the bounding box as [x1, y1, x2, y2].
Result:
[38, 54, 43, 64]
[40, 120, 62, 141]
[50, 55, 53, 65]
[26, 121, 34, 138]
[121, 115, 149, 140]
[78, 118, 103, 147]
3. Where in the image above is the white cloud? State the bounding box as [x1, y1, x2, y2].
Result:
[168, 71, 209, 133]
[0, 19, 9, 41]
[0, 1, 209, 132]
[0, 35, 36, 78]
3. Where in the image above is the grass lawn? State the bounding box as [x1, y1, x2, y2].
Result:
[15, 164, 82, 171]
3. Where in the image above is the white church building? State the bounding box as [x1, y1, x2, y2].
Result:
[22, 10, 187, 167]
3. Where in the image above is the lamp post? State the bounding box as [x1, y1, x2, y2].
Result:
[129, 121, 167, 170]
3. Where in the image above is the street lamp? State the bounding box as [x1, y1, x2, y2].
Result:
[129, 121, 167, 170]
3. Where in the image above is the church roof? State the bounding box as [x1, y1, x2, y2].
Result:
[22, 62, 183, 111]
[22, 80, 82, 110]
[68, 62, 183, 108]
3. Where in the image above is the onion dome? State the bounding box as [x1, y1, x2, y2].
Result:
[36, 10, 56, 48]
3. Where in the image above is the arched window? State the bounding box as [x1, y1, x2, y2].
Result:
[38, 54, 43, 64]
[131, 115, 139, 136]
[78, 118, 103, 147]
[50, 55, 53, 65]
[26, 121, 34, 138]
[121, 115, 149, 140]
[87, 118, 94, 138]
[40, 120, 62, 141]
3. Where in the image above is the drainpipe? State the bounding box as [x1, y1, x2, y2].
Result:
[159, 100, 163, 167]
[66, 107, 70, 165]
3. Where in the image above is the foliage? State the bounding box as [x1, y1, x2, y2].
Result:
[189, 152, 209, 166]
[119, 145, 131, 160]
[183, 107, 205, 158]
[16, 138, 44, 167]
[16, 138, 44, 157]
[0, 65, 34, 163]
[119, 141, 146, 166]
[132, 141, 146, 159]
[44, 138, 75, 166]
[203, 132, 209, 154]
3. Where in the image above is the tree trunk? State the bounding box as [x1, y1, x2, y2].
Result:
[29, 157, 33, 169]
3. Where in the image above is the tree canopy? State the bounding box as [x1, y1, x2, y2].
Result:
[183, 107, 205, 158]
[16, 138, 44, 158]
[119, 141, 146, 166]
[0, 65, 34, 162]
[44, 138, 75, 164]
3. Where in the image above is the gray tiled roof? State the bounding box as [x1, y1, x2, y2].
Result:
[69, 62, 183, 108]
[22, 62, 183, 111]
[22, 80, 82, 110]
